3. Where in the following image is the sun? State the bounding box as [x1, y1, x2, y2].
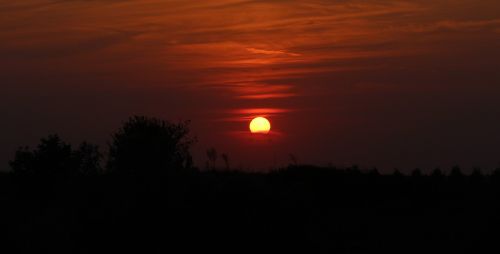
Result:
[249, 117, 271, 134]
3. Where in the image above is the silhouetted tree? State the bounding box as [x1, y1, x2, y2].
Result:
[107, 116, 195, 176]
[207, 148, 218, 170]
[9, 135, 100, 178]
[74, 142, 102, 175]
[9, 146, 35, 176]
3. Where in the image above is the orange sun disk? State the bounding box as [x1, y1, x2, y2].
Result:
[249, 117, 271, 134]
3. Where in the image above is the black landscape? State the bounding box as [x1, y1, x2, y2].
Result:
[2, 116, 499, 253]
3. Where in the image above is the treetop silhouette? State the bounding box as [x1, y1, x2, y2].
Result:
[9, 135, 101, 177]
[107, 116, 196, 176]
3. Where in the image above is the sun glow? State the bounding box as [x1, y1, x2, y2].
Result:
[249, 117, 271, 134]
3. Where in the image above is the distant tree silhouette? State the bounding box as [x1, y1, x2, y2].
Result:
[74, 142, 102, 175]
[9, 146, 35, 175]
[9, 135, 100, 177]
[107, 116, 195, 176]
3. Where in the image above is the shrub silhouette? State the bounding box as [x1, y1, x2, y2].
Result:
[9, 135, 101, 177]
[107, 116, 195, 176]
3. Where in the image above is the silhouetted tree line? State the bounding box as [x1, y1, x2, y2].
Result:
[9, 116, 195, 178]
[3, 115, 500, 253]
[10, 135, 102, 177]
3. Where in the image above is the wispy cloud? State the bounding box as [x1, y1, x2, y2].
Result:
[246, 47, 301, 57]
[2, 0, 500, 125]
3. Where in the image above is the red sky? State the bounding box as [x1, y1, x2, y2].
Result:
[1, 0, 500, 172]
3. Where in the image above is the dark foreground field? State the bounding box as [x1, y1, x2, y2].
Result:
[2, 166, 500, 253]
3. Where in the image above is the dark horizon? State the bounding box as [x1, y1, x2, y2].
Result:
[3, 119, 500, 175]
[3, 127, 500, 253]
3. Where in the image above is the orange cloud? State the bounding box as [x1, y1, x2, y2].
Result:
[246, 47, 301, 57]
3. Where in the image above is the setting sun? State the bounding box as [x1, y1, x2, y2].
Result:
[249, 117, 271, 134]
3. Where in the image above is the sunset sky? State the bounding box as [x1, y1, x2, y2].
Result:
[1, 0, 500, 172]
